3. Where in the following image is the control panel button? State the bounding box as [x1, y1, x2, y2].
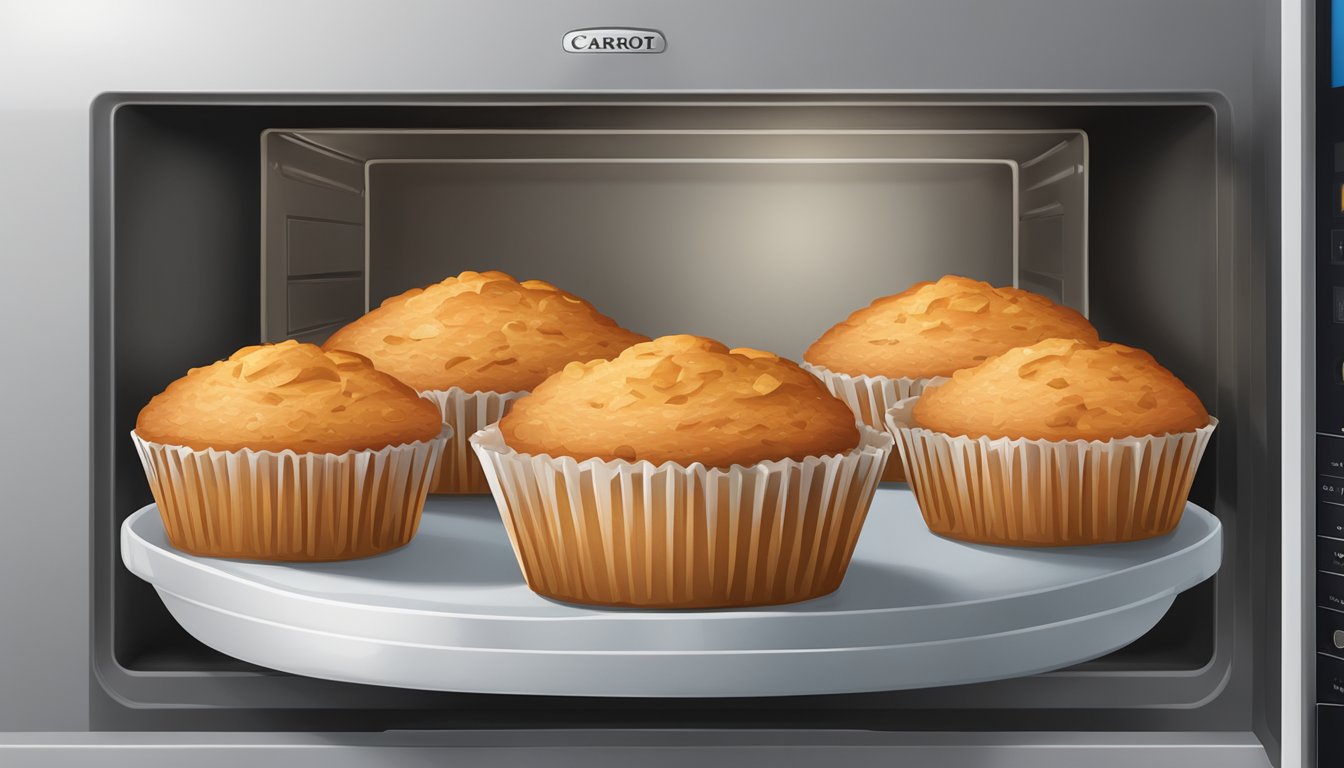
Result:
[1321, 652, 1344, 704]
[1323, 504, 1344, 539]
[1322, 705, 1344, 765]
[1334, 287, 1344, 323]
[1321, 436, 1344, 476]
[1321, 477, 1344, 505]
[1321, 607, 1344, 655]
[1323, 572, 1344, 611]
[1333, 230, 1344, 264]
[1320, 537, 1344, 575]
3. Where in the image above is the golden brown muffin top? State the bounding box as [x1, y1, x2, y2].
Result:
[499, 335, 862, 468]
[135, 340, 444, 454]
[804, 275, 1099, 379]
[323, 270, 648, 393]
[912, 337, 1210, 441]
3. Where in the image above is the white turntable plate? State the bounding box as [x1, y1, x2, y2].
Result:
[120, 488, 1221, 697]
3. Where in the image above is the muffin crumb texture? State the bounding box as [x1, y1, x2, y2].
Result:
[913, 337, 1210, 441]
[500, 335, 861, 468]
[323, 270, 648, 393]
[804, 275, 1099, 379]
[135, 340, 443, 454]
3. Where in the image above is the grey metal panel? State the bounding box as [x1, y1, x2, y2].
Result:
[1285, 0, 1311, 762]
[285, 219, 363, 277]
[1276, 0, 1308, 764]
[0, 0, 1270, 96]
[285, 278, 363, 335]
[294, 129, 1077, 162]
[0, 731, 1275, 768]
[0, 103, 92, 733]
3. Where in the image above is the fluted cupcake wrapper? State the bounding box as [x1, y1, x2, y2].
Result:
[801, 363, 946, 483]
[419, 388, 528, 494]
[470, 425, 894, 609]
[885, 397, 1217, 546]
[130, 428, 449, 561]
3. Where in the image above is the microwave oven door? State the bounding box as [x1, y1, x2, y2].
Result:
[0, 0, 1303, 766]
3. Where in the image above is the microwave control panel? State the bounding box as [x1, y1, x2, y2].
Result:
[1320, 1, 1344, 762]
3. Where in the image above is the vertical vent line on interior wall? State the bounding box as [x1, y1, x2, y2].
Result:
[1012, 160, 1021, 294]
[1082, 131, 1090, 318]
[259, 131, 270, 341]
[364, 157, 372, 316]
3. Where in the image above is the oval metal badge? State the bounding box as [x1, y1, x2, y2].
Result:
[563, 28, 666, 54]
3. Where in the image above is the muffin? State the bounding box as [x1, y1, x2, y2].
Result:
[886, 337, 1216, 546]
[132, 341, 448, 560]
[803, 275, 1099, 482]
[323, 270, 647, 493]
[471, 334, 893, 608]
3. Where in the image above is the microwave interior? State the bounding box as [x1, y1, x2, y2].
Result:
[94, 97, 1273, 735]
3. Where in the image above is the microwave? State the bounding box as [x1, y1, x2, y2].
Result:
[0, 0, 1319, 765]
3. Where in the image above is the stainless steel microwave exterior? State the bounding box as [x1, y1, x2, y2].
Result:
[0, 1, 1304, 767]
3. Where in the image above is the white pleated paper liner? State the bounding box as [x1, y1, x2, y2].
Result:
[131, 427, 449, 561]
[470, 424, 894, 608]
[800, 362, 946, 482]
[885, 397, 1217, 546]
[419, 387, 527, 494]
